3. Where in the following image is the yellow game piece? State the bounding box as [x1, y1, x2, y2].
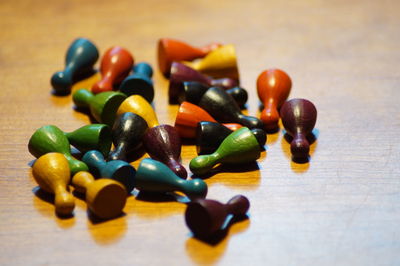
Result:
[117, 95, 159, 128]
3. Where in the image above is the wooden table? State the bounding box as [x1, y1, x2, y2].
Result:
[1, 0, 399, 265]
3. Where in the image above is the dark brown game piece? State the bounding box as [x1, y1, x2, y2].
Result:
[280, 98, 317, 161]
[185, 195, 250, 238]
[108, 112, 148, 161]
[142, 124, 187, 179]
[168, 62, 238, 104]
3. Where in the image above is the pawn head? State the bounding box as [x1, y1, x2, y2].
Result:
[290, 138, 310, 161]
[251, 128, 267, 148]
[260, 108, 280, 132]
[167, 160, 188, 179]
[51, 71, 72, 95]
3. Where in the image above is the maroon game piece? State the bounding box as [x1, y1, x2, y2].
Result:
[142, 124, 187, 179]
[185, 195, 250, 238]
[280, 98, 317, 161]
[168, 62, 238, 104]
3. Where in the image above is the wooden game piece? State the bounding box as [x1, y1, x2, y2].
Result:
[119, 62, 154, 103]
[189, 127, 262, 175]
[174, 101, 242, 139]
[91, 46, 134, 94]
[64, 124, 112, 157]
[185, 195, 249, 238]
[157, 38, 221, 77]
[182, 44, 240, 81]
[142, 124, 187, 179]
[280, 98, 317, 160]
[82, 150, 136, 193]
[28, 125, 88, 175]
[51, 38, 99, 95]
[73, 89, 126, 126]
[116, 95, 159, 128]
[72, 171, 127, 219]
[32, 153, 75, 216]
[257, 69, 292, 132]
[169, 62, 238, 104]
[109, 112, 149, 161]
[196, 121, 266, 155]
[181, 81, 248, 107]
[135, 158, 207, 200]
[186, 86, 264, 129]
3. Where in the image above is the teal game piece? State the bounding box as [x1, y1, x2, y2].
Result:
[119, 62, 154, 103]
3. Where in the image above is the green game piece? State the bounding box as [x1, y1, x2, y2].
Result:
[135, 158, 207, 200]
[189, 127, 262, 175]
[72, 89, 126, 126]
[64, 124, 112, 157]
[28, 125, 88, 175]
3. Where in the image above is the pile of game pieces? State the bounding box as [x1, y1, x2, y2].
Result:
[28, 37, 317, 240]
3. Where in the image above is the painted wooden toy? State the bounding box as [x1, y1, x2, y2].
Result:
[186, 86, 264, 129]
[64, 124, 112, 157]
[91, 46, 134, 94]
[28, 125, 88, 175]
[51, 38, 99, 95]
[117, 95, 159, 128]
[109, 112, 148, 161]
[185, 195, 249, 238]
[189, 127, 262, 175]
[169, 62, 238, 104]
[174, 101, 242, 139]
[280, 98, 317, 161]
[119, 62, 154, 103]
[72, 171, 127, 219]
[135, 158, 207, 200]
[257, 69, 292, 132]
[142, 124, 187, 179]
[182, 44, 240, 82]
[182, 81, 248, 108]
[157, 38, 221, 77]
[196, 121, 266, 155]
[82, 150, 136, 193]
[32, 153, 75, 216]
[73, 89, 126, 126]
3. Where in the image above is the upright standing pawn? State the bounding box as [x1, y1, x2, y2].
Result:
[142, 124, 187, 179]
[28, 125, 88, 175]
[157, 38, 221, 77]
[187, 86, 264, 129]
[82, 150, 136, 193]
[72, 171, 127, 219]
[196, 121, 266, 155]
[280, 98, 317, 161]
[257, 69, 292, 132]
[32, 153, 75, 216]
[91, 46, 134, 94]
[190, 127, 262, 176]
[174, 101, 242, 139]
[169, 62, 238, 104]
[51, 38, 99, 95]
[119, 62, 154, 103]
[109, 112, 148, 161]
[182, 44, 240, 82]
[73, 89, 126, 126]
[117, 95, 159, 128]
[185, 195, 249, 238]
[136, 158, 207, 200]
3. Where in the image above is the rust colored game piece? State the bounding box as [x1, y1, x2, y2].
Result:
[174, 101, 242, 139]
[257, 69, 292, 132]
[142, 124, 187, 179]
[169, 62, 238, 104]
[185, 195, 249, 238]
[280, 98, 317, 161]
[91, 46, 134, 94]
[157, 38, 221, 77]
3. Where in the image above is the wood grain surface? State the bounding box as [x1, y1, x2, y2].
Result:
[1, 0, 399, 265]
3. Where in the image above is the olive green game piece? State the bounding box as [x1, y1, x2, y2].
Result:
[28, 125, 88, 175]
[135, 158, 207, 200]
[72, 89, 126, 126]
[64, 124, 112, 157]
[189, 127, 262, 176]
